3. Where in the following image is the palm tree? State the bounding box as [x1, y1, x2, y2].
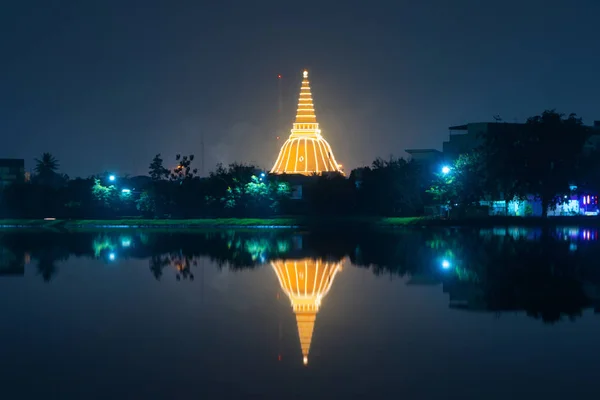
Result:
[34, 152, 59, 176]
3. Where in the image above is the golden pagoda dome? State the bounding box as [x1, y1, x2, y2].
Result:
[271, 70, 343, 175]
[271, 258, 343, 365]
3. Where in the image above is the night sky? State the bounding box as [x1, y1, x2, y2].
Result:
[2, 0, 599, 177]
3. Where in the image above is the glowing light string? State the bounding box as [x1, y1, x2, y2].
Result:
[270, 70, 343, 176]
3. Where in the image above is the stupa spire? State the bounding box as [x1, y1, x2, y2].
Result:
[296, 312, 316, 365]
[270, 70, 344, 175]
[295, 70, 317, 124]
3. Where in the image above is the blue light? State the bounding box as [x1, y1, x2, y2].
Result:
[441, 259, 451, 269]
[121, 239, 131, 247]
[108, 252, 116, 261]
[441, 166, 451, 175]
[109, 175, 116, 182]
[121, 188, 131, 194]
[569, 243, 577, 252]
[260, 172, 266, 177]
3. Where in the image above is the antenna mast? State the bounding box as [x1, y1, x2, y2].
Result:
[277, 74, 283, 142]
[277, 74, 282, 114]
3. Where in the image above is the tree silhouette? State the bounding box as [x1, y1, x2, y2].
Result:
[149, 154, 169, 181]
[170, 154, 197, 183]
[33, 153, 63, 187]
[34, 153, 59, 175]
[481, 110, 590, 216]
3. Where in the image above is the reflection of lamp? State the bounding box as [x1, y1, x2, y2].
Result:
[271, 258, 343, 365]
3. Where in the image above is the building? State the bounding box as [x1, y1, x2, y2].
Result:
[0, 159, 25, 189]
[440, 120, 600, 216]
[442, 120, 600, 160]
[442, 122, 526, 160]
[271, 258, 343, 365]
[271, 70, 343, 176]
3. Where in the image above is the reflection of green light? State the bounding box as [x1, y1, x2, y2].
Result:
[93, 235, 116, 257]
[441, 249, 455, 260]
[436, 251, 480, 281]
[276, 240, 290, 253]
[454, 266, 479, 282]
[120, 236, 132, 248]
[245, 240, 270, 253]
[139, 233, 149, 245]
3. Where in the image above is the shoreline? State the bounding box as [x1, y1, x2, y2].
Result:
[2, 216, 600, 231]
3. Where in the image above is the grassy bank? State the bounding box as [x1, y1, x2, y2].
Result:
[1, 215, 600, 231]
[0, 216, 426, 230]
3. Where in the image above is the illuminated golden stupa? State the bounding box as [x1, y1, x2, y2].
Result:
[271, 71, 343, 175]
[271, 258, 343, 365]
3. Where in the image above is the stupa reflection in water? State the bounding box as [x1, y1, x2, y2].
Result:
[271, 258, 343, 365]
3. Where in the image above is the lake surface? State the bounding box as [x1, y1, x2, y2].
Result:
[1, 227, 599, 399]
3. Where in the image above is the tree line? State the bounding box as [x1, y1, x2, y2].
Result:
[429, 110, 600, 217]
[0, 152, 427, 219]
[1, 109, 598, 219]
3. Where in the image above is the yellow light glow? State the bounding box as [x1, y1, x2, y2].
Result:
[271, 70, 343, 176]
[271, 258, 343, 365]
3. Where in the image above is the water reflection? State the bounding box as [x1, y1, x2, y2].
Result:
[150, 253, 198, 281]
[1, 227, 600, 325]
[3, 227, 600, 398]
[272, 258, 343, 365]
[0, 246, 25, 276]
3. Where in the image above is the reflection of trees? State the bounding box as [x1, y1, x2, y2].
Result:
[0, 228, 599, 324]
[149, 255, 169, 280]
[430, 229, 599, 323]
[0, 245, 25, 276]
[149, 253, 196, 281]
[0, 233, 73, 282]
[478, 234, 590, 323]
[344, 228, 600, 324]
[350, 231, 424, 277]
[32, 247, 70, 282]
[37, 256, 59, 282]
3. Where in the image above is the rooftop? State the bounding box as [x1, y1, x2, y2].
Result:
[405, 149, 442, 155]
[0, 158, 25, 167]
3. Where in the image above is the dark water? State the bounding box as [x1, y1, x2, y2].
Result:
[1, 227, 600, 399]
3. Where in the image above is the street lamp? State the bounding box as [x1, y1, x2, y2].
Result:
[441, 166, 451, 175]
[109, 175, 116, 182]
